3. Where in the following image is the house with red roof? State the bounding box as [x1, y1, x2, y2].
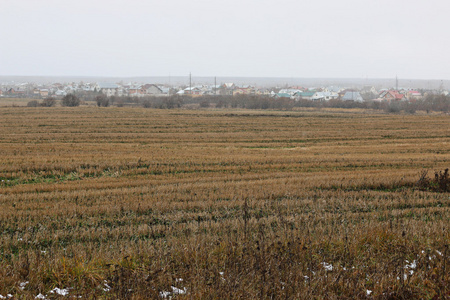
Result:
[406, 90, 422, 101]
[378, 90, 405, 101]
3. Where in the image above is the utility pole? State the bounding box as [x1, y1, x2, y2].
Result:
[189, 72, 192, 96]
[395, 75, 398, 91]
[214, 76, 217, 95]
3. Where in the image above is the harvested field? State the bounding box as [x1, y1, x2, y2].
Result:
[0, 107, 448, 299]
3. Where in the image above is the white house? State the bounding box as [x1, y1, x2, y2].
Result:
[95, 82, 119, 97]
[311, 92, 339, 101]
[342, 91, 364, 102]
[142, 84, 163, 95]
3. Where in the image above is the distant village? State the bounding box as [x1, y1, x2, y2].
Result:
[1, 80, 449, 103]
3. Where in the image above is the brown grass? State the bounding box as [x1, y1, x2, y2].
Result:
[0, 107, 448, 299]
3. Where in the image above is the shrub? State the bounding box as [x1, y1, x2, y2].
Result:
[41, 98, 56, 107]
[216, 99, 228, 108]
[434, 168, 449, 192]
[61, 94, 80, 107]
[142, 99, 152, 108]
[96, 95, 110, 107]
[385, 101, 401, 113]
[416, 169, 449, 192]
[403, 102, 417, 114]
[27, 100, 39, 107]
[200, 100, 210, 108]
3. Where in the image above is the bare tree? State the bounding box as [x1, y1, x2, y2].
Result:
[61, 94, 80, 107]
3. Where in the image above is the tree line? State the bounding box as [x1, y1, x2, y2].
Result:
[27, 93, 450, 113]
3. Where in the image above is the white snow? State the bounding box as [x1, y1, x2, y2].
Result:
[321, 262, 333, 271]
[49, 288, 70, 296]
[0, 295, 5, 299]
[366, 290, 372, 295]
[19, 281, 29, 290]
[35, 294, 47, 299]
[436, 250, 443, 256]
[159, 286, 187, 299]
[397, 274, 408, 280]
[159, 291, 171, 298]
[404, 260, 417, 275]
[171, 286, 186, 295]
[103, 281, 111, 292]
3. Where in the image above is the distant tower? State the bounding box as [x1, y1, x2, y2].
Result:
[439, 80, 444, 91]
[189, 72, 192, 95]
[395, 75, 398, 91]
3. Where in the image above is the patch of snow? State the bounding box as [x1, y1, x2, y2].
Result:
[49, 288, 70, 296]
[159, 290, 171, 298]
[103, 281, 111, 292]
[6, 295, 12, 298]
[404, 260, 417, 275]
[159, 286, 187, 299]
[175, 278, 183, 283]
[322, 262, 333, 271]
[0, 295, 5, 299]
[19, 281, 29, 290]
[406, 260, 417, 269]
[398, 274, 408, 280]
[366, 290, 372, 295]
[219, 271, 225, 282]
[436, 250, 443, 256]
[35, 294, 47, 299]
[171, 286, 186, 295]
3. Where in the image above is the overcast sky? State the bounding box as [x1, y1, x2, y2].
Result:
[1, 0, 450, 79]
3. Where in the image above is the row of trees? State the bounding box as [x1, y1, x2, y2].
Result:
[28, 94, 95, 107]
[26, 93, 450, 113]
[294, 94, 450, 113]
[27, 98, 57, 107]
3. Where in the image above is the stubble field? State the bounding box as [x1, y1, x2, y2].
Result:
[0, 107, 448, 299]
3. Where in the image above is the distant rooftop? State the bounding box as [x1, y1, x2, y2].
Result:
[97, 82, 119, 89]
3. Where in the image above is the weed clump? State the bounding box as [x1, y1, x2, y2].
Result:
[416, 169, 449, 192]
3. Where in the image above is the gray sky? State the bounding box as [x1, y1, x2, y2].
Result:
[1, 0, 450, 79]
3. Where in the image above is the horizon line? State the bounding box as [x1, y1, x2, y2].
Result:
[1, 74, 449, 81]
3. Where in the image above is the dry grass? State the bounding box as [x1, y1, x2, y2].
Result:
[0, 98, 34, 107]
[0, 107, 448, 299]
